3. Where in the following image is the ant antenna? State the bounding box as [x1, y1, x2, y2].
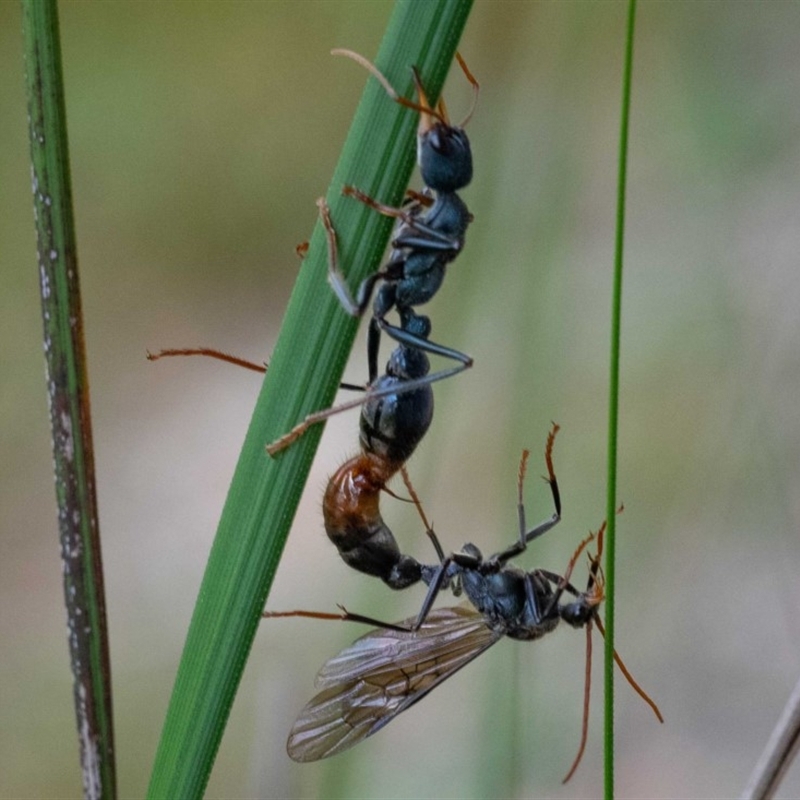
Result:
[400, 464, 446, 563]
[331, 48, 479, 130]
[559, 517, 662, 781]
[454, 52, 480, 128]
[563, 623, 595, 784]
[331, 49, 401, 102]
[594, 615, 665, 724]
[332, 48, 448, 126]
[517, 448, 531, 504]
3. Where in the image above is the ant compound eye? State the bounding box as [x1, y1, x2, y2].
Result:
[428, 126, 447, 155]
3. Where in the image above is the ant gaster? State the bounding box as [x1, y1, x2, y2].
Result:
[323, 324, 436, 590]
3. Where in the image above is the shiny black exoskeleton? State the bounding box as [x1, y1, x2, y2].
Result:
[358, 317, 434, 465]
[265, 53, 479, 456]
[333, 57, 476, 385]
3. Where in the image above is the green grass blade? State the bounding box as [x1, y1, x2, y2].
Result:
[146, 2, 474, 797]
[604, 1, 637, 797]
[21, 1, 116, 797]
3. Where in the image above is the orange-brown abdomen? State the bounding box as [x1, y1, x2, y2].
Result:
[323, 453, 421, 588]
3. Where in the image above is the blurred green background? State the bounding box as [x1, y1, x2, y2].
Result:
[3, 2, 800, 798]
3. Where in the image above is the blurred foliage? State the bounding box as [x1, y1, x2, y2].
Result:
[3, 2, 800, 798]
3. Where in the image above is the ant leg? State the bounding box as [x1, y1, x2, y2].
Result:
[328, 260, 384, 321]
[318, 197, 392, 385]
[404, 188, 434, 208]
[148, 346, 364, 392]
[521, 543, 581, 629]
[317, 197, 379, 318]
[522, 572, 546, 626]
[263, 609, 346, 622]
[566, 520, 664, 723]
[376, 317, 473, 370]
[367, 318, 381, 384]
[266, 469, 458, 633]
[267, 302, 472, 456]
[263, 607, 411, 634]
[342, 185, 414, 222]
[266, 355, 471, 456]
[538, 570, 582, 599]
[407, 558, 453, 630]
[517, 449, 531, 539]
[520, 422, 562, 546]
[391, 224, 463, 254]
[491, 424, 562, 565]
[400, 464, 446, 563]
[541, 528, 600, 619]
[592, 616, 664, 723]
[562, 623, 595, 784]
[401, 464, 477, 604]
[147, 348, 267, 373]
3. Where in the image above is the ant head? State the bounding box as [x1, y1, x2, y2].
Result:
[332, 49, 476, 193]
[417, 122, 473, 193]
[558, 522, 606, 629]
[410, 67, 473, 194]
[559, 599, 596, 629]
[559, 564, 604, 629]
[558, 569, 604, 629]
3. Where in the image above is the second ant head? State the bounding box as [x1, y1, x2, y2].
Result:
[409, 66, 473, 193]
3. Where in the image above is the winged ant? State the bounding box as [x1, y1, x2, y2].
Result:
[265, 425, 663, 776]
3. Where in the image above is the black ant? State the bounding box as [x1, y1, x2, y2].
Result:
[265, 425, 663, 776]
[149, 50, 478, 459]
[265, 50, 479, 455]
[330, 49, 478, 385]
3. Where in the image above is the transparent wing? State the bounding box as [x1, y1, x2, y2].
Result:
[287, 606, 501, 762]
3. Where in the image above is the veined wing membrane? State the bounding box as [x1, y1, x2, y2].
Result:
[287, 606, 501, 762]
